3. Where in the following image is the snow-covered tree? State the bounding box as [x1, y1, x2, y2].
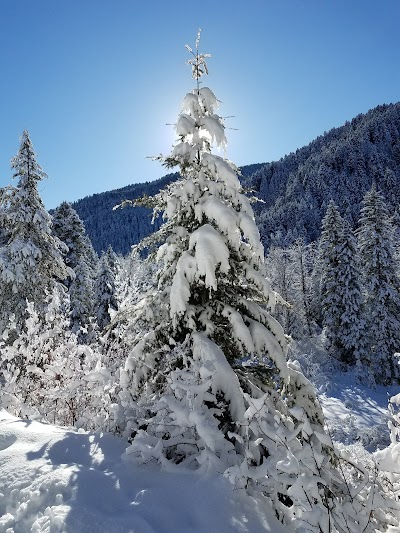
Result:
[82, 234, 99, 277]
[288, 238, 315, 337]
[319, 201, 365, 366]
[113, 244, 155, 308]
[69, 258, 95, 337]
[116, 33, 395, 531]
[339, 219, 368, 371]
[103, 244, 118, 274]
[52, 201, 98, 285]
[52, 201, 99, 338]
[102, 246, 157, 402]
[266, 238, 315, 338]
[95, 246, 118, 330]
[357, 185, 400, 384]
[265, 245, 297, 334]
[0, 130, 71, 337]
[319, 201, 348, 361]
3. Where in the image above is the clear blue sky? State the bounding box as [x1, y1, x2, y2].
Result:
[0, 0, 399, 209]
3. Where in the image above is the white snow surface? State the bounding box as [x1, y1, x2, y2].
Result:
[290, 337, 397, 450]
[0, 410, 285, 533]
[319, 382, 390, 433]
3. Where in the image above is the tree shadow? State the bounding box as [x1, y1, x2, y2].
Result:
[20, 427, 266, 532]
[322, 378, 392, 449]
[25, 430, 160, 532]
[331, 383, 389, 428]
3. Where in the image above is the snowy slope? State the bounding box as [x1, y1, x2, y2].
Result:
[290, 337, 397, 451]
[0, 410, 285, 533]
[319, 374, 397, 450]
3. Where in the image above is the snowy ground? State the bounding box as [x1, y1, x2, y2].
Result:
[0, 410, 284, 533]
[1, 336, 397, 532]
[319, 373, 398, 450]
[291, 336, 398, 451]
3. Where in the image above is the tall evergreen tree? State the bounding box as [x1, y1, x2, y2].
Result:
[357, 185, 400, 384]
[0, 130, 70, 334]
[339, 219, 367, 368]
[319, 201, 365, 366]
[265, 245, 297, 334]
[319, 201, 348, 362]
[116, 33, 390, 531]
[52, 201, 97, 284]
[52, 201, 99, 337]
[82, 234, 99, 277]
[69, 258, 95, 336]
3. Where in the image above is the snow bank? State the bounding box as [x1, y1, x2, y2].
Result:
[0, 410, 285, 532]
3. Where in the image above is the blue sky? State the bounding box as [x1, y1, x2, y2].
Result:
[0, 0, 399, 209]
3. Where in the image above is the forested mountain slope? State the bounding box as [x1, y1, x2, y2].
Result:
[73, 102, 400, 255]
[72, 164, 264, 254]
[250, 102, 400, 248]
[72, 173, 178, 255]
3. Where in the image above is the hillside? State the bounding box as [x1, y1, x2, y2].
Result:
[71, 173, 178, 256]
[72, 165, 264, 255]
[72, 102, 400, 255]
[249, 102, 400, 248]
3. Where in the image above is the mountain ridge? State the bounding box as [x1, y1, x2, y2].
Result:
[249, 101, 400, 248]
[72, 102, 400, 255]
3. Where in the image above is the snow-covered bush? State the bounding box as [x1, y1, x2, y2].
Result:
[0, 292, 113, 430]
[375, 391, 400, 499]
[288, 336, 340, 393]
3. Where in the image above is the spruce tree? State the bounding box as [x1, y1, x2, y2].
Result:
[357, 185, 400, 384]
[319, 201, 348, 362]
[0, 130, 71, 334]
[52, 201, 99, 337]
[95, 246, 118, 330]
[319, 201, 365, 366]
[69, 258, 95, 336]
[265, 245, 297, 334]
[339, 219, 367, 369]
[116, 33, 394, 531]
[82, 234, 99, 278]
[52, 201, 97, 285]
